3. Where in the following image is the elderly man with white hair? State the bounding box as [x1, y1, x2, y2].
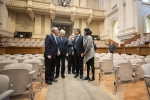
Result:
[44, 27, 60, 85]
[55, 29, 68, 79]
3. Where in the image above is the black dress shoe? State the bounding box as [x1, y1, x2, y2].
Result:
[72, 72, 76, 74]
[51, 79, 58, 82]
[54, 76, 59, 79]
[80, 75, 83, 79]
[74, 74, 78, 78]
[82, 77, 89, 80]
[88, 78, 95, 81]
[46, 81, 52, 85]
[61, 76, 65, 78]
[68, 72, 71, 74]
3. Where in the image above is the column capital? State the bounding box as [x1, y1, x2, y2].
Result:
[49, 11, 55, 21]
[26, 8, 35, 21]
[87, 15, 93, 25]
[70, 13, 76, 22]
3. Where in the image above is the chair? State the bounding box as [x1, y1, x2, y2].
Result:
[113, 62, 134, 98]
[0, 75, 14, 100]
[94, 56, 100, 69]
[23, 59, 43, 91]
[99, 58, 113, 83]
[0, 63, 35, 100]
[0, 60, 18, 71]
[141, 64, 150, 100]
[145, 58, 150, 63]
[15, 57, 29, 63]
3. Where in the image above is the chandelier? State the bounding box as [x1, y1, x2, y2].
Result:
[58, 0, 71, 7]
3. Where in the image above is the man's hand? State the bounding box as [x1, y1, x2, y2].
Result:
[72, 52, 74, 55]
[81, 53, 84, 57]
[47, 55, 51, 59]
[84, 52, 85, 56]
[57, 51, 60, 56]
[66, 53, 68, 56]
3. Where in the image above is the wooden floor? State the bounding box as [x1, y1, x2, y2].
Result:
[10, 69, 148, 100]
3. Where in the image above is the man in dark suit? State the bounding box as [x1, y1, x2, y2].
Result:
[73, 28, 84, 79]
[44, 27, 60, 85]
[66, 34, 75, 74]
[109, 41, 116, 54]
[55, 30, 68, 78]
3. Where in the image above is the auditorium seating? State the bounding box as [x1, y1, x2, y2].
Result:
[23, 59, 43, 91]
[0, 37, 44, 47]
[94, 40, 109, 47]
[125, 34, 150, 47]
[0, 63, 35, 100]
[0, 75, 14, 100]
[141, 64, 150, 100]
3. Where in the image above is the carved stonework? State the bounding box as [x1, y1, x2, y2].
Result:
[50, 11, 55, 21]
[26, 8, 35, 21]
[70, 13, 76, 22]
[87, 15, 93, 25]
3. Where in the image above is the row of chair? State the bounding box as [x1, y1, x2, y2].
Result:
[0, 54, 44, 100]
[94, 40, 109, 48]
[94, 53, 150, 98]
[125, 33, 150, 47]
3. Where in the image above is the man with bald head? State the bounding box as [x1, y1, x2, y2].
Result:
[55, 29, 68, 79]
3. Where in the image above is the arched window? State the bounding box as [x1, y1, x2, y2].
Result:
[114, 21, 119, 34]
[143, 0, 149, 2]
[146, 17, 150, 33]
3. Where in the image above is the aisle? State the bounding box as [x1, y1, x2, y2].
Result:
[45, 73, 112, 100]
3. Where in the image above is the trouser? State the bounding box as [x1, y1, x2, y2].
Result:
[56, 54, 66, 76]
[74, 50, 83, 75]
[68, 54, 75, 73]
[86, 57, 95, 78]
[45, 57, 56, 81]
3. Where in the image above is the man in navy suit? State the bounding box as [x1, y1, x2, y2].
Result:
[44, 27, 60, 85]
[55, 30, 68, 79]
[109, 41, 116, 54]
[73, 28, 84, 79]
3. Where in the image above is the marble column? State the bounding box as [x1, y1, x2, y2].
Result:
[33, 14, 42, 38]
[125, 0, 135, 34]
[80, 0, 87, 7]
[81, 19, 87, 34]
[117, 0, 125, 34]
[44, 15, 51, 35]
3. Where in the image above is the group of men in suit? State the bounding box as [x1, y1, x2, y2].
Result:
[44, 27, 84, 85]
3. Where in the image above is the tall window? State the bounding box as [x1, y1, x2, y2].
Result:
[146, 17, 150, 33]
[143, 0, 149, 2]
[114, 21, 119, 34]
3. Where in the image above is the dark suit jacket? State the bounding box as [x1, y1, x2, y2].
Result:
[57, 36, 68, 55]
[109, 44, 116, 52]
[74, 34, 84, 56]
[67, 39, 73, 55]
[44, 33, 58, 59]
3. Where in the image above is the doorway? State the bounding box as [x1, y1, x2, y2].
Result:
[53, 22, 73, 38]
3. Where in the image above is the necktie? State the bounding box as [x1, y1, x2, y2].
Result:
[74, 36, 79, 49]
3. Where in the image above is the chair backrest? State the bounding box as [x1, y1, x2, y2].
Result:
[15, 57, 29, 63]
[0, 63, 32, 95]
[101, 59, 113, 73]
[0, 75, 9, 94]
[130, 58, 144, 64]
[141, 64, 150, 75]
[23, 59, 41, 79]
[117, 63, 133, 81]
[145, 58, 150, 63]
[0, 60, 18, 71]
[136, 62, 147, 78]
[94, 57, 100, 69]
[113, 60, 128, 66]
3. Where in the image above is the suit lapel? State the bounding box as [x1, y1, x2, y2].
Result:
[50, 33, 57, 45]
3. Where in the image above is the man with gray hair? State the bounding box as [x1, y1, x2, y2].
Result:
[55, 29, 68, 79]
[44, 27, 60, 85]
